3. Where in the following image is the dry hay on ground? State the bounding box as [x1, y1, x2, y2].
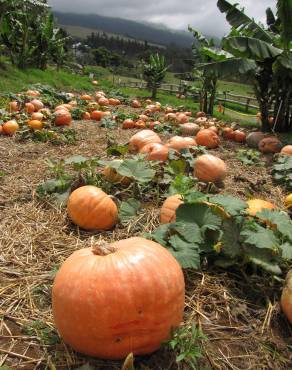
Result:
[0, 121, 291, 369]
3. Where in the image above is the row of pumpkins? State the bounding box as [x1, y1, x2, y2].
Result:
[54, 122, 292, 360]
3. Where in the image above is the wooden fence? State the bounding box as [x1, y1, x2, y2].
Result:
[117, 80, 260, 113]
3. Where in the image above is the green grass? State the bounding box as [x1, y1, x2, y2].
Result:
[0, 60, 112, 94]
[222, 101, 258, 115]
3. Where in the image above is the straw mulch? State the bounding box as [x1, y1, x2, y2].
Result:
[0, 121, 291, 370]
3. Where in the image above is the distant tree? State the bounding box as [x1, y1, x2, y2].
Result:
[143, 53, 169, 99]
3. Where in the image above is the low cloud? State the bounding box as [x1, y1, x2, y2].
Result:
[48, 0, 275, 36]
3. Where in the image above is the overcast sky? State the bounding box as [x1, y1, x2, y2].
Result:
[48, 0, 275, 36]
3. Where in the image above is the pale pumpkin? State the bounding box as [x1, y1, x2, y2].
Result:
[140, 143, 169, 161]
[196, 111, 206, 118]
[281, 270, 292, 323]
[160, 195, 183, 224]
[31, 112, 44, 121]
[179, 123, 200, 136]
[196, 129, 220, 149]
[246, 132, 266, 148]
[30, 99, 44, 111]
[281, 145, 292, 156]
[67, 186, 118, 230]
[246, 199, 276, 217]
[176, 113, 188, 124]
[194, 154, 227, 183]
[166, 136, 197, 151]
[129, 130, 161, 153]
[52, 237, 185, 359]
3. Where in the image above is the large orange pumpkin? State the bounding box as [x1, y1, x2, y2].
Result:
[52, 237, 185, 359]
[166, 136, 197, 151]
[54, 110, 72, 126]
[98, 97, 110, 106]
[67, 186, 118, 230]
[222, 127, 235, 140]
[132, 99, 141, 108]
[258, 137, 282, 153]
[2, 120, 19, 135]
[176, 113, 188, 124]
[246, 199, 276, 217]
[80, 94, 93, 101]
[281, 270, 292, 323]
[26, 89, 40, 96]
[122, 119, 135, 129]
[129, 130, 161, 153]
[91, 110, 110, 121]
[31, 112, 44, 121]
[140, 143, 169, 161]
[281, 145, 292, 156]
[194, 154, 227, 183]
[196, 129, 220, 149]
[160, 195, 183, 224]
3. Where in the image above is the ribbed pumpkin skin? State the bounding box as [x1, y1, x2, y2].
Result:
[129, 130, 161, 153]
[180, 123, 200, 136]
[196, 129, 220, 149]
[246, 199, 276, 217]
[52, 237, 185, 359]
[194, 154, 227, 183]
[160, 195, 183, 224]
[281, 145, 292, 156]
[166, 136, 197, 151]
[281, 270, 292, 323]
[258, 137, 282, 153]
[140, 143, 169, 161]
[246, 132, 266, 148]
[67, 186, 118, 230]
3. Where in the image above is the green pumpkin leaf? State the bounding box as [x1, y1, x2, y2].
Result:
[208, 194, 248, 216]
[168, 235, 201, 269]
[176, 203, 222, 228]
[245, 247, 282, 275]
[279, 242, 292, 260]
[240, 223, 279, 251]
[119, 198, 141, 226]
[256, 209, 292, 241]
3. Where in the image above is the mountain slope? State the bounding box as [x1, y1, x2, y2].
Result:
[54, 11, 195, 47]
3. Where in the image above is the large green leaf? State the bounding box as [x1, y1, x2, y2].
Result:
[245, 247, 282, 275]
[277, 0, 292, 49]
[279, 242, 292, 260]
[208, 194, 247, 216]
[172, 222, 203, 244]
[168, 235, 201, 269]
[217, 0, 274, 43]
[201, 47, 233, 61]
[220, 219, 242, 258]
[199, 58, 256, 78]
[119, 198, 141, 226]
[256, 209, 292, 241]
[222, 36, 283, 62]
[176, 203, 222, 229]
[240, 223, 280, 251]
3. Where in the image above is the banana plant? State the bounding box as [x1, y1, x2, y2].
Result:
[213, 0, 292, 132]
[142, 53, 169, 99]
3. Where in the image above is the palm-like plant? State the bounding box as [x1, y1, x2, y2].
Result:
[143, 54, 169, 99]
[207, 0, 292, 132]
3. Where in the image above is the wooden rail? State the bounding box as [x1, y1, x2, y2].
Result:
[117, 80, 261, 113]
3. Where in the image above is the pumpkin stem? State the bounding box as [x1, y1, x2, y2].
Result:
[92, 243, 116, 256]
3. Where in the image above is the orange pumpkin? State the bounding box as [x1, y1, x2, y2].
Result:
[91, 110, 111, 121]
[140, 143, 169, 161]
[2, 120, 19, 135]
[9, 101, 19, 112]
[149, 121, 161, 130]
[103, 163, 132, 185]
[69, 100, 78, 107]
[55, 105, 69, 112]
[108, 98, 117, 106]
[234, 130, 246, 143]
[145, 99, 152, 104]
[176, 113, 188, 124]
[31, 112, 44, 121]
[246, 199, 276, 217]
[195, 117, 208, 125]
[54, 110, 72, 126]
[208, 125, 218, 134]
[80, 94, 93, 101]
[281, 270, 292, 323]
[26, 89, 40, 96]
[82, 112, 91, 120]
[134, 120, 147, 129]
[160, 195, 183, 224]
[67, 186, 118, 230]
[27, 120, 43, 130]
[164, 113, 176, 122]
[258, 137, 282, 153]
[122, 119, 135, 129]
[25, 102, 35, 114]
[139, 114, 149, 122]
[194, 154, 227, 183]
[165, 107, 173, 114]
[30, 99, 44, 111]
[167, 136, 197, 151]
[129, 130, 161, 153]
[132, 99, 142, 108]
[196, 129, 220, 149]
[284, 194, 292, 209]
[52, 237, 185, 359]
[281, 145, 292, 156]
[222, 127, 235, 140]
[180, 123, 200, 136]
[98, 97, 110, 106]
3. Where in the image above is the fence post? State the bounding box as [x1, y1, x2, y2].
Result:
[245, 98, 250, 113]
